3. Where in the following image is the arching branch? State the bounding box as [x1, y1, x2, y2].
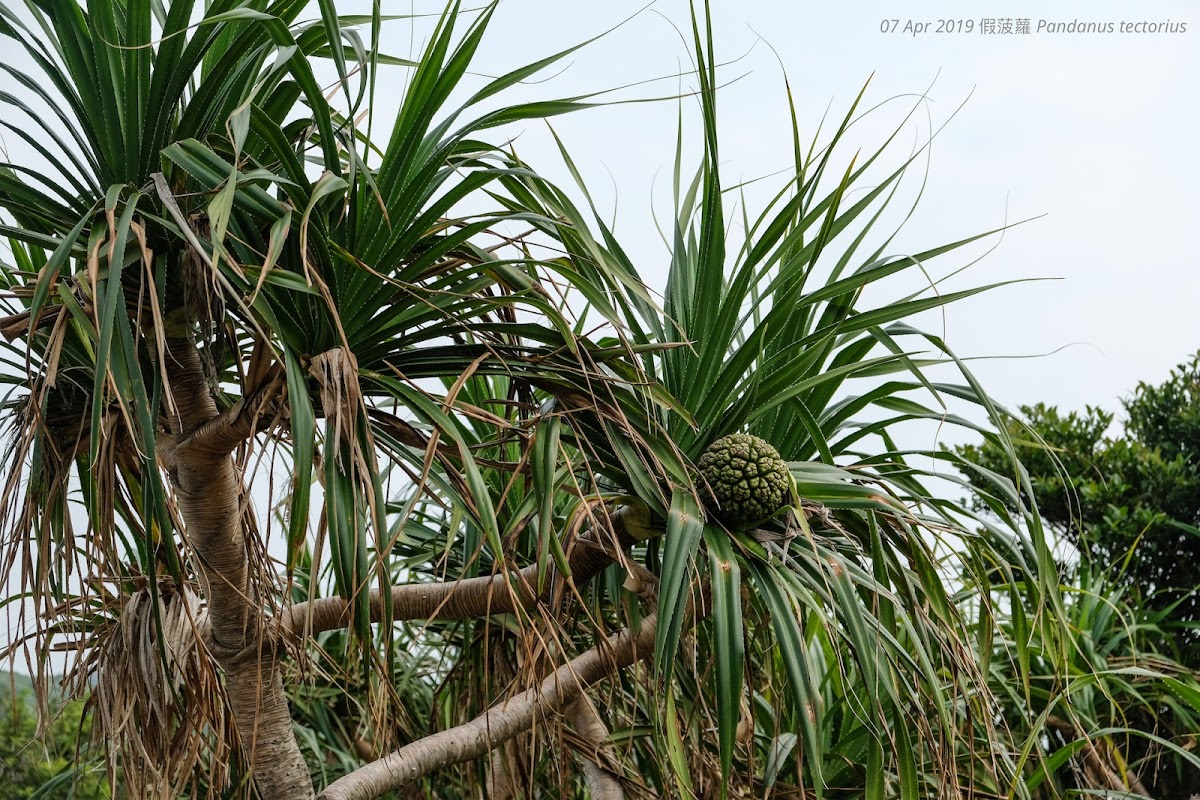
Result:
[316, 604, 691, 800]
[280, 504, 650, 636]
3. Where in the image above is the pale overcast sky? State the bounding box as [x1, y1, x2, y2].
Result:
[432, 0, 1197, 429]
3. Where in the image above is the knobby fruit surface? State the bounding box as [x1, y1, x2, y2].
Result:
[697, 433, 791, 529]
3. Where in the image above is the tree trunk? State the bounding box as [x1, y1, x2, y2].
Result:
[166, 337, 314, 799]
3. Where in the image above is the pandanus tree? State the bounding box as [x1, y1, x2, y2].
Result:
[0, 1, 1153, 799]
[0, 1, 670, 795]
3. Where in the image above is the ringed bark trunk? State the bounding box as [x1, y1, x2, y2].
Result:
[166, 337, 314, 800]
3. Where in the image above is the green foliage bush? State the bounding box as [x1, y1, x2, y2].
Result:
[955, 352, 1200, 664]
[0, 676, 110, 799]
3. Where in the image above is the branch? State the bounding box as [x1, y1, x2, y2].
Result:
[281, 504, 651, 636]
[316, 604, 691, 800]
[185, 367, 284, 455]
[157, 386, 284, 473]
[566, 697, 625, 800]
[485, 745, 518, 800]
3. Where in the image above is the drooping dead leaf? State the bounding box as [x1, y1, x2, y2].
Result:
[86, 582, 236, 798]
